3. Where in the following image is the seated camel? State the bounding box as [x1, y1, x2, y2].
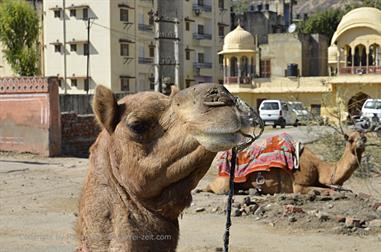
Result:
[204, 131, 367, 195]
[75, 84, 253, 251]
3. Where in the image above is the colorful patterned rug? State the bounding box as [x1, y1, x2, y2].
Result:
[217, 133, 296, 183]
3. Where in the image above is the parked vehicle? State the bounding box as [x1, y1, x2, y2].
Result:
[361, 99, 381, 120]
[259, 100, 298, 128]
[288, 101, 310, 125]
[354, 113, 381, 137]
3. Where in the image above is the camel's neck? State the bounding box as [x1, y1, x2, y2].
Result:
[331, 144, 362, 185]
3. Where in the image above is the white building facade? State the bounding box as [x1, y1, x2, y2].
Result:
[43, 0, 230, 94]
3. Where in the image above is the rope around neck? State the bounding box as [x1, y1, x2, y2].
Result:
[223, 147, 237, 252]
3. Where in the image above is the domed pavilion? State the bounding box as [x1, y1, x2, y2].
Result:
[328, 7, 381, 75]
[218, 25, 256, 84]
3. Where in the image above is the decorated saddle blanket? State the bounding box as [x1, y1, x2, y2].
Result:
[217, 133, 297, 183]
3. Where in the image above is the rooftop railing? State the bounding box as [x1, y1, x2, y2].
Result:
[192, 4, 212, 12]
[192, 32, 212, 40]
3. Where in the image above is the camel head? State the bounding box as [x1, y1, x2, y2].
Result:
[93, 84, 251, 152]
[344, 131, 367, 156]
[92, 84, 253, 216]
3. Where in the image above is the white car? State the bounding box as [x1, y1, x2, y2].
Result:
[361, 99, 381, 119]
[288, 101, 310, 124]
[259, 100, 298, 128]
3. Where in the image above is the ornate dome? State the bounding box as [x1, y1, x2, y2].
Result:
[331, 7, 381, 44]
[218, 25, 256, 54]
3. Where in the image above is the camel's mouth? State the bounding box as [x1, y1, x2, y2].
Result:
[193, 131, 248, 152]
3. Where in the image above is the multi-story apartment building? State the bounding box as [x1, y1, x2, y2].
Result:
[44, 0, 136, 94]
[43, 0, 230, 94]
[156, 0, 230, 89]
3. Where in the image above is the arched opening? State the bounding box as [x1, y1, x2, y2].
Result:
[369, 43, 380, 66]
[241, 56, 249, 77]
[345, 45, 352, 67]
[230, 57, 238, 77]
[347, 92, 370, 117]
[354, 44, 366, 67]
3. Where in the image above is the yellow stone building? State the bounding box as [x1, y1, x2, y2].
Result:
[224, 7, 381, 121]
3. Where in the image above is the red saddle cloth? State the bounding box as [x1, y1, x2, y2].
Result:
[217, 133, 296, 183]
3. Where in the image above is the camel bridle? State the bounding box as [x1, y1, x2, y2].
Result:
[223, 98, 264, 252]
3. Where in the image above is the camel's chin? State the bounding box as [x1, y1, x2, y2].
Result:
[193, 132, 244, 152]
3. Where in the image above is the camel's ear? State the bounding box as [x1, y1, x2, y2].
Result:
[93, 85, 119, 134]
[170, 85, 179, 97]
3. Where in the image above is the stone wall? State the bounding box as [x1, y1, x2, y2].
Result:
[0, 77, 61, 156]
[61, 112, 100, 157]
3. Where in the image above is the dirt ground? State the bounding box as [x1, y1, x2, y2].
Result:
[1, 128, 381, 252]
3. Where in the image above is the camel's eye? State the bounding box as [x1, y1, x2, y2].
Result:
[128, 121, 150, 134]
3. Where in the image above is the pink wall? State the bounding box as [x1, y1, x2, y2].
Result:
[0, 77, 61, 156]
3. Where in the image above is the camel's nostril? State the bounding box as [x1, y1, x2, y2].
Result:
[204, 87, 235, 107]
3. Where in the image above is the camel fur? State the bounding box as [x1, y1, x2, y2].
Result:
[75, 84, 252, 251]
[204, 131, 367, 194]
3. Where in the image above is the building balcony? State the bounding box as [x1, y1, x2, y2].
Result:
[138, 57, 153, 64]
[139, 0, 153, 6]
[192, 4, 212, 12]
[138, 24, 153, 32]
[194, 75, 213, 83]
[192, 33, 212, 40]
[193, 62, 212, 69]
[224, 76, 253, 85]
[339, 66, 381, 75]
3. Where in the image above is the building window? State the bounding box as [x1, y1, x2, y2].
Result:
[54, 10, 61, 18]
[260, 60, 271, 78]
[149, 76, 155, 90]
[311, 104, 321, 116]
[186, 22, 190, 31]
[219, 55, 224, 65]
[58, 79, 62, 87]
[54, 44, 61, 53]
[197, 25, 204, 34]
[70, 9, 76, 17]
[186, 51, 190, 60]
[218, 0, 224, 9]
[120, 44, 129, 56]
[198, 0, 204, 6]
[186, 80, 191, 88]
[218, 26, 224, 37]
[83, 43, 89, 55]
[121, 78, 130, 91]
[83, 8, 88, 20]
[120, 9, 129, 22]
[71, 79, 77, 87]
[198, 53, 204, 63]
[84, 79, 89, 90]
[70, 44, 77, 52]
[149, 46, 154, 57]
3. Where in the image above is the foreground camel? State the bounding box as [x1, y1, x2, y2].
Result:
[205, 131, 367, 194]
[75, 84, 253, 251]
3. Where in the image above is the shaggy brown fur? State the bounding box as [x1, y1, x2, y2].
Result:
[205, 132, 367, 194]
[76, 84, 252, 251]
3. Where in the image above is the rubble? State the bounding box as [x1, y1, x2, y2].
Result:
[345, 217, 361, 228]
[369, 219, 381, 228]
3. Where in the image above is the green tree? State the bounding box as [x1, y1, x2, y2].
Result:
[298, 0, 381, 40]
[298, 9, 345, 40]
[0, 0, 39, 76]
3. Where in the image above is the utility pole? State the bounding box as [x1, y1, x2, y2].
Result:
[63, 0, 67, 94]
[86, 18, 91, 94]
[154, 16, 180, 94]
[154, 19, 161, 92]
[174, 18, 179, 87]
